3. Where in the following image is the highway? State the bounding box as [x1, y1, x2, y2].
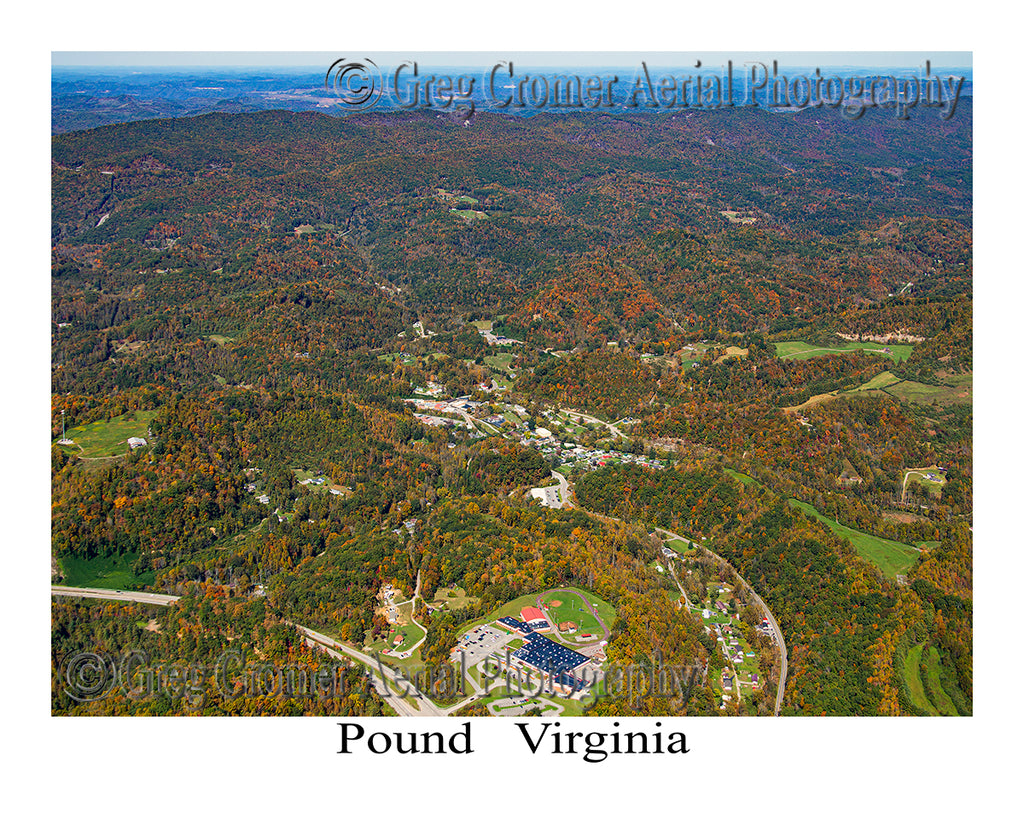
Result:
[655, 527, 788, 716]
[51, 584, 445, 716]
[52, 499, 787, 716]
[749, 586, 788, 717]
[51, 586, 180, 606]
[559, 507, 788, 715]
[294, 624, 445, 717]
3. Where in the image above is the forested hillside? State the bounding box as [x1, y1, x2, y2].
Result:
[52, 103, 971, 716]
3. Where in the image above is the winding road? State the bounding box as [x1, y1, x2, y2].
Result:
[552, 505, 788, 715]
[563, 409, 628, 439]
[53, 475, 788, 716]
[654, 528, 788, 716]
[390, 571, 428, 659]
[531, 470, 572, 510]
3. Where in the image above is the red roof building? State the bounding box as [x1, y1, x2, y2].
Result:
[520, 606, 551, 631]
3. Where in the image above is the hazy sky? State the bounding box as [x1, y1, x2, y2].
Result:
[52, 51, 972, 70]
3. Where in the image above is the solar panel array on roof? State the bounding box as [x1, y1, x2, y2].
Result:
[497, 616, 532, 634]
[513, 633, 588, 672]
[551, 669, 590, 693]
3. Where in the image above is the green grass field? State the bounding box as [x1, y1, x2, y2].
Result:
[539, 589, 605, 636]
[902, 644, 958, 716]
[206, 334, 235, 346]
[724, 468, 765, 489]
[885, 380, 969, 405]
[773, 341, 913, 363]
[938, 371, 972, 387]
[903, 644, 938, 715]
[58, 552, 155, 590]
[844, 371, 970, 407]
[569, 588, 615, 629]
[291, 468, 351, 496]
[886, 381, 948, 403]
[904, 467, 947, 496]
[784, 370, 896, 412]
[451, 208, 490, 221]
[58, 410, 159, 458]
[661, 535, 691, 554]
[723, 470, 917, 577]
[788, 499, 919, 579]
[364, 616, 425, 656]
[923, 646, 958, 715]
[699, 608, 734, 626]
[484, 352, 516, 372]
[554, 410, 594, 437]
[459, 588, 615, 639]
[787, 369, 969, 413]
[395, 619, 425, 647]
[457, 593, 544, 635]
[851, 371, 901, 391]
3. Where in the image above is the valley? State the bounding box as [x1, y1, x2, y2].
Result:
[51, 93, 971, 719]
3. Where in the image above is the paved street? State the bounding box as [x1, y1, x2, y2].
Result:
[51, 586, 180, 606]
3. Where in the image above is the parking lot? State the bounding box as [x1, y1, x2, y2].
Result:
[487, 696, 563, 716]
[452, 624, 517, 669]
